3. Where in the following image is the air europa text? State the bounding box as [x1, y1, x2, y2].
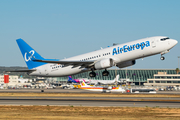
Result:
[112, 41, 150, 55]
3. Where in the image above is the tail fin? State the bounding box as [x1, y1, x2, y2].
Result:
[67, 76, 73, 83]
[114, 74, 119, 82]
[68, 76, 73, 81]
[81, 80, 88, 86]
[16, 38, 46, 69]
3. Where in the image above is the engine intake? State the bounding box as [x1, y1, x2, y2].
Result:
[94, 58, 114, 70]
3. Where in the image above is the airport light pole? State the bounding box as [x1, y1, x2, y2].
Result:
[115, 64, 117, 86]
[178, 56, 180, 70]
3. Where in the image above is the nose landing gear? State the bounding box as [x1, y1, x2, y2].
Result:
[160, 56, 165, 60]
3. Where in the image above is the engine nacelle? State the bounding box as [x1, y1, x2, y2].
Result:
[116, 60, 136, 68]
[94, 58, 114, 70]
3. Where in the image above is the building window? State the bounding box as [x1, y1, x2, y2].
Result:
[173, 76, 178, 79]
[155, 76, 160, 79]
[167, 81, 171, 83]
[155, 81, 160, 83]
[161, 81, 166, 83]
[149, 81, 153, 83]
[167, 77, 172, 79]
[161, 76, 166, 79]
[173, 81, 178, 83]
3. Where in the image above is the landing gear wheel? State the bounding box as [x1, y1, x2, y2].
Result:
[102, 70, 109, 76]
[89, 72, 96, 77]
[161, 56, 165, 60]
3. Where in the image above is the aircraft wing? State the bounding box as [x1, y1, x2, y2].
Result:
[33, 59, 95, 68]
[5, 69, 36, 73]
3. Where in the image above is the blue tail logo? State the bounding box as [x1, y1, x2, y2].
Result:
[24, 50, 35, 62]
[16, 38, 47, 69]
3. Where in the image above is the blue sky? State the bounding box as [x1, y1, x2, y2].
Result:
[0, 0, 180, 69]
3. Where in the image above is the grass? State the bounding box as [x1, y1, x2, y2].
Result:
[0, 93, 180, 119]
[0, 106, 180, 120]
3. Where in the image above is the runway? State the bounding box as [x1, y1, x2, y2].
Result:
[0, 88, 98, 93]
[0, 96, 180, 108]
[1, 88, 180, 94]
[0, 89, 180, 108]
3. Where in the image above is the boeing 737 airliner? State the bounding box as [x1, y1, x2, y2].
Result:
[10, 36, 177, 77]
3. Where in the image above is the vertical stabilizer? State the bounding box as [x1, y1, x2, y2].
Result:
[114, 74, 119, 82]
[81, 80, 89, 87]
[16, 38, 46, 69]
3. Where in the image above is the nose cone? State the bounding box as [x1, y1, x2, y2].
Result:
[172, 39, 178, 46]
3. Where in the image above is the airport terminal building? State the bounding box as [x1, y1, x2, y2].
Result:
[56, 69, 177, 85]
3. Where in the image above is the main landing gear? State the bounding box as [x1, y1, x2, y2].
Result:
[89, 70, 96, 77]
[102, 69, 109, 76]
[89, 69, 109, 77]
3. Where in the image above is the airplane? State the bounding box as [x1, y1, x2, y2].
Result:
[80, 80, 125, 92]
[9, 36, 178, 77]
[67, 74, 119, 84]
[78, 74, 119, 85]
[67, 76, 80, 83]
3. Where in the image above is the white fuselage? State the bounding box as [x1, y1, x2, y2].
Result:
[29, 36, 177, 77]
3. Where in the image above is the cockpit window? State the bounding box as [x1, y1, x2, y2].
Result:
[160, 37, 170, 41]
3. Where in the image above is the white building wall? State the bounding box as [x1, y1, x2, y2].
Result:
[0, 75, 18, 86]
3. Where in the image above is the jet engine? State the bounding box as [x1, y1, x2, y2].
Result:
[94, 58, 114, 70]
[116, 60, 136, 68]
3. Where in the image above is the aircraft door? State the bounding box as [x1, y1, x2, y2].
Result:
[44, 65, 49, 75]
[151, 40, 156, 48]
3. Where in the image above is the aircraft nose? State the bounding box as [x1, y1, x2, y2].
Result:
[168, 39, 178, 49]
[172, 39, 178, 46]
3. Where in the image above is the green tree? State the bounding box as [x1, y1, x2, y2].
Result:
[176, 68, 179, 74]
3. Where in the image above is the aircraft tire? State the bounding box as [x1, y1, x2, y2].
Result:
[89, 72, 96, 77]
[161, 56, 165, 60]
[102, 70, 109, 76]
